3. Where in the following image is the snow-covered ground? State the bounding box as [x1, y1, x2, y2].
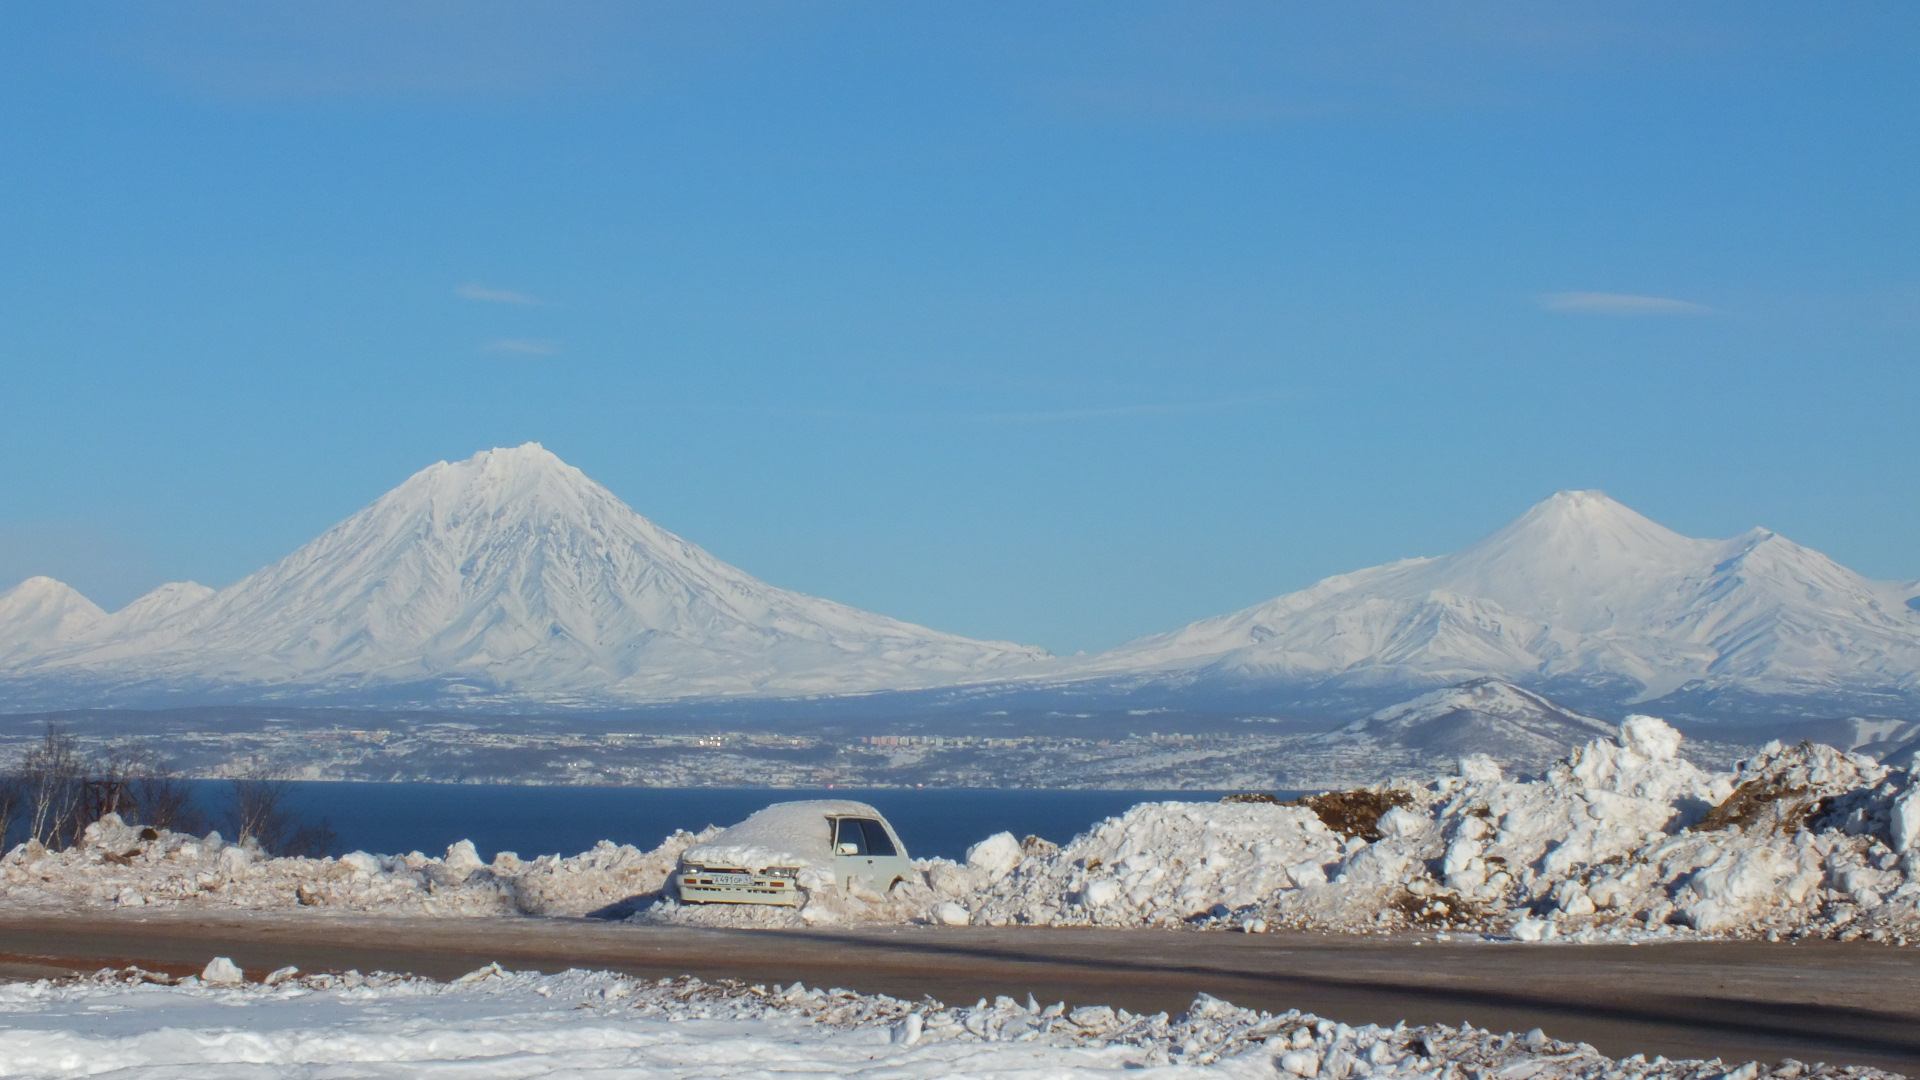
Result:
[1, 963, 1897, 1080]
[8, 716, 1920, 944]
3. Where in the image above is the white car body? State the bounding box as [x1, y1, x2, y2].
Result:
[674, 799, 915, 906]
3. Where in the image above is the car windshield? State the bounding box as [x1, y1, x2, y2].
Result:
[834, 817, 897, 857]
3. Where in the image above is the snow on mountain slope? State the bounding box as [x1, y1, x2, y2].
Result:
[0, 577, 105, 665]
[1318, 678, 1619, 765]
[10, 445, 1047, 702]
[91, 582, 215, 639]
[1070, 491, 1920, 703]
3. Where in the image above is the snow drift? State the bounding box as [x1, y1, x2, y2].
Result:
[0, 815, 718, 918]
[10, 964, 1894, 1080]
[942, 716, 1920, 944]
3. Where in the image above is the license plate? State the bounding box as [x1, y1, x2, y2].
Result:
[698, 873, 754, 885]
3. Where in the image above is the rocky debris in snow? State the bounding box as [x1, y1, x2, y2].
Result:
[14, 965, 1902, 1080]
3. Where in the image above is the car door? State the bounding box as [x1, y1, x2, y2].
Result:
[831, 816, 872, 891]
[865, 817, 914, 889]
[834, 817, 906, 894]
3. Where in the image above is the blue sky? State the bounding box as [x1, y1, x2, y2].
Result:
[1, 3, 1916, 654]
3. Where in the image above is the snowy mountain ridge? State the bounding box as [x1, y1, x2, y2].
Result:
[2, 459, 1917, 716]
[1054, 490, 1920, 710]
[0, 444, 1046, 703]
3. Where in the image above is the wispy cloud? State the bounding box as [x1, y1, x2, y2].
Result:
[972, 399, 1245, 425]
[484, 338, 559, 356]
[626, 397, 1258, 425]
[457, 283, 545, 306]
[1539, 291, 1717, 316]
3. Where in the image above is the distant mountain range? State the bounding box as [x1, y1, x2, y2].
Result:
[1041, 487, 1920, 721]
[2, 445, 1917, 722]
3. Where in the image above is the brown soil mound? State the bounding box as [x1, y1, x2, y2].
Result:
[1287, 789, 1415, 842]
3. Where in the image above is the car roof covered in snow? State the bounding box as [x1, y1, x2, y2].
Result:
[679, 799, 891, 873]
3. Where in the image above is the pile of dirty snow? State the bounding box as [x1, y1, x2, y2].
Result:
[0, 814, 717, 918]
[928, 716, 1920, 944]
[1, 963, 1895, 1079]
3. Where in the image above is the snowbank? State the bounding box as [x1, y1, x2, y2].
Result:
[12, 715, 1920, 944]
[925, 717, 1920, 944]
[1, 964, 1897, 1079]
[0, 816, 718, 918]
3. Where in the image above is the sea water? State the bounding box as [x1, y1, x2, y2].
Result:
[182, 782, 1299, 862]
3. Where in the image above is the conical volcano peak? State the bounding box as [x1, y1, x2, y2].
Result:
[371, 444, 639, 538]
[410, 443, 591, 498]
[1446, 489, 1707, 581]
[467, 441, 570, 477]
[5, 444, 1047, 703]
[1533, 489, 1634, 523]
[1490, 489, 1681, 545]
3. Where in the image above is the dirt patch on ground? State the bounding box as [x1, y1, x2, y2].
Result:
[1699, 777, 1820, 834]
[1389, 888, 1490, 931]
[1288, 789, 1415, 842]
[1221, 793, 1281, 805]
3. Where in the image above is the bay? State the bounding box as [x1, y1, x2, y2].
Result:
[182, 782, 1301, 863]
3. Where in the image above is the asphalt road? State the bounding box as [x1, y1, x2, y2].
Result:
[1, 912, 1915, 1073]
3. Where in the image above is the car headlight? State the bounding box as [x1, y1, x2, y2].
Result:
[763, 867, 798, 879]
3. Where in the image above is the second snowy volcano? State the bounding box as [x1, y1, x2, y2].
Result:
[7, 445, 1047, 703]
[1063, 490, 1920, 714]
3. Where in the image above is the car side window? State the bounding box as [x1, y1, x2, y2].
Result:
[854, 819, 896, 857]
[833, 818, 869, 856]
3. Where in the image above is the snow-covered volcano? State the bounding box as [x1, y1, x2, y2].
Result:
[1066, 490, 1920, 711]
[0, 444, 1047, 704]
[5, 476, 1916, 717]
[0, 577, 106, 666]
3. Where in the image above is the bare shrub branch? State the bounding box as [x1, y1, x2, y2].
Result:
[224, 764, 336, 857]
[23, 724, 86, 849]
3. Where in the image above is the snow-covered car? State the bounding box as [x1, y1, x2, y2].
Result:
[674, 800, 915, 906]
